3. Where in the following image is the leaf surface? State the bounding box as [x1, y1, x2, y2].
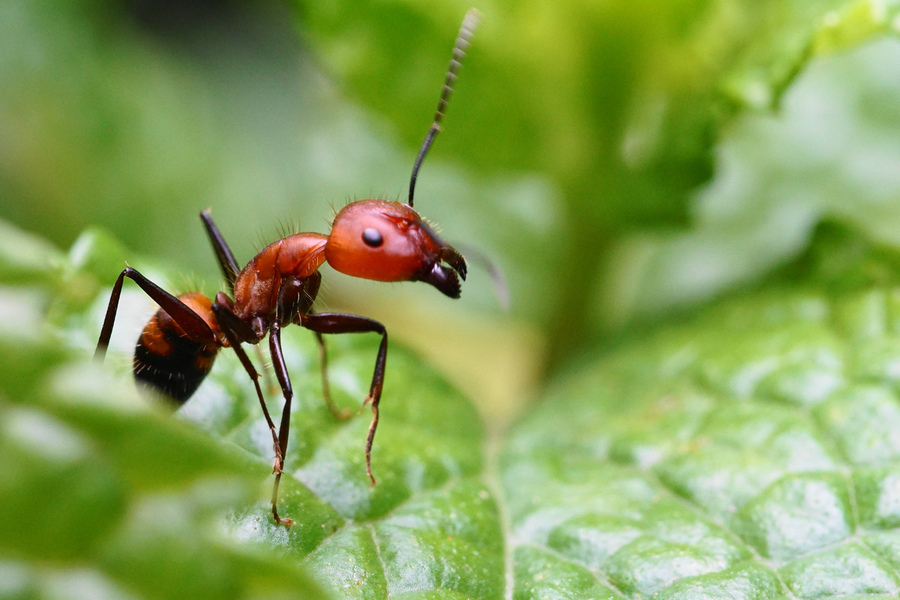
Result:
[10, 222, 900, 598]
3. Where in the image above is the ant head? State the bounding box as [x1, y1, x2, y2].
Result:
[325, 10, 479, 299]
[325, 200, 467, 298]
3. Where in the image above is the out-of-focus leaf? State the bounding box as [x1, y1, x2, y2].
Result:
[295, 0, 900, 360]
[295, 0, 900, 220]
[0, 224, 328, 599]
[0, 364, 330, 600]
[6, 0, 898, 369]
[601, 37, 900, 329]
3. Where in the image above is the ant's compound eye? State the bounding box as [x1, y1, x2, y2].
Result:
[362, 228, 383, 248]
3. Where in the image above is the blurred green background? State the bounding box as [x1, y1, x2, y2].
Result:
[8, 1, 900, 598]
[3, 0, 900, 423]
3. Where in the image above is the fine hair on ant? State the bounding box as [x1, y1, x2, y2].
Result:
[95, 9, 481, 527]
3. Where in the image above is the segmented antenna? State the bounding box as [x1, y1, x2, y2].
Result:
[408, 8, 481, 207]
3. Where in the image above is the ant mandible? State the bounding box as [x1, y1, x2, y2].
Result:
[94, 9, 480, 527]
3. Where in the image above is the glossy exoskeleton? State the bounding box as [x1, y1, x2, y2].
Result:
[95, 9, 480, 526]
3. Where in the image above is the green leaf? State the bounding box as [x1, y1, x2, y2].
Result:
[602, 36, 900, 328]
[296, 0, 900, 218]
[6, 0, 900, 366]
[503, 237, 900, 597]
[12, 223, 900, 599]
[11, 203, 900, 598]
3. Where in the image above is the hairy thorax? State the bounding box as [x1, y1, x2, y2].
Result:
[233, 233, 327, 321]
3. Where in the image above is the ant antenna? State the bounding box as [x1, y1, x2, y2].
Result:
[408, 8, 481, 207]
[454, 241, 510, 310]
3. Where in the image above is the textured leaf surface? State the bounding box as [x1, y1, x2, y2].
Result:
[1, 223, 502, 599]
[11, 222, 900, 599]
[506, 276, 900, 598]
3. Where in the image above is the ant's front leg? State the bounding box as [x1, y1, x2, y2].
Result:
[299, 312, 387, 487]
[313, 330, 354, 421]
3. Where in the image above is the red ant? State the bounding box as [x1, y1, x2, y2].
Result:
[95, 10, 480, 527]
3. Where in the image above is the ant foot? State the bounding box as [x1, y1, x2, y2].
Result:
[330, 406, 354, 421]
[359, 394, 374, 414]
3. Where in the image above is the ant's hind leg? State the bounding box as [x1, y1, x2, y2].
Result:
[95, 267, 215, 360]
[199, 210, 240, 294]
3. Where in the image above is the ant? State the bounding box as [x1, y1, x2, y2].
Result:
[94, 9, 480, 527]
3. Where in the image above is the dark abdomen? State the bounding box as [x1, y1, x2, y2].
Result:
[133, 303, 219, 404]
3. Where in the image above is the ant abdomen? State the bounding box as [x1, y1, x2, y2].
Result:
[133, 292, 221, 403]
[95, 9, 480, 526]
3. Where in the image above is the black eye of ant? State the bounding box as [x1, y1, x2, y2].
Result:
[362, 228, 383, 248]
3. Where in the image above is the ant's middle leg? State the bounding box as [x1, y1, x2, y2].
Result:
[214, 298, 292, 527]
[267, 318, 296, 527]
[211, 297, 285, 478]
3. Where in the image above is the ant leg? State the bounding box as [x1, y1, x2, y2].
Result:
[314, 331, 353, 420]
[211, 293, 259, 341]
[300, 313, 387, 487]
[268, 319, 295, 527]
[211, 301, 285, 477]
[225, 335, 284, 473]
[215, 299, 292, 527]
[268, 321, 294, 460]
[256, 345, 279, 397]
[95, 267, 215, 360]
[256, 275, 330, 526]
[200, 210, 240, 294]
